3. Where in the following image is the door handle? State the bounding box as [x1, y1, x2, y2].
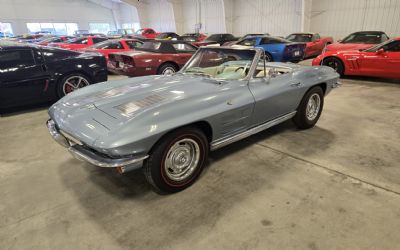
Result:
[290, 82, 301, 87]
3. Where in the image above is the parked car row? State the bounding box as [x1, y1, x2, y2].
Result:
[1, 30, 398, 112]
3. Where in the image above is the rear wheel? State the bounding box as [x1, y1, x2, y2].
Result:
[157, 63, 178, 75]
[143, 127, 209, 193]
[264, 52, 273, 62]
[322, 57, 344, 76]
[293, 86, 324, 129]
[57, 73, 91, 98]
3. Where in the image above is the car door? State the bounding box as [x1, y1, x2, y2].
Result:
[379, 40, 400, 78]
[0, 48, 50, 108]
[359, 40, 400, 78]
[248, 63, 304, 125]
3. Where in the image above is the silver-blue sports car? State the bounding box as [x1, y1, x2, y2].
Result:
[47, 46, 339, 193]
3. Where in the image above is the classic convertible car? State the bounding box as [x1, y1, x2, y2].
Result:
[313, 37, 400, 79]
[47, 47, 339, 193]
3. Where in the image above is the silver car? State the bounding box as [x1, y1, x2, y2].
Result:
[47, 47, 339, 193]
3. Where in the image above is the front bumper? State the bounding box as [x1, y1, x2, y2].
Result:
[46, 119, 148, 169]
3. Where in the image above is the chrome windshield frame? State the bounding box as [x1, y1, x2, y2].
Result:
[179, 46, 263, 82]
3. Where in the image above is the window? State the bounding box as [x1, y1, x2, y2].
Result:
[68, 37, 88, 44]
[140, 42, 162, 51]
[260, 37, 288, 44]
[92, 41, 123, 49]
[0, 22, 14, 37]
[89, 23, 111, 35]
[125, 40, 143, 49]
[313, 34, 321, 40]
[238, 38, 257, 46]
[0, 50, 35, 69]
[383, 41, 400, 52]
[26, 23, 78, 35]
[92, 37, 108, 44]
[172, 43, 197, 53]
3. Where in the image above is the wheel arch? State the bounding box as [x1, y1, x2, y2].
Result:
[148, 120, 213, 154]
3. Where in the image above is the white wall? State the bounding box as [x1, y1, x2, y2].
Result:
[310, 0, 400, 40]
[130, 0, 176, 32]
[230, 0, 302, 36]
[0, 0, 118, 34]
[180, 0, 226, 34]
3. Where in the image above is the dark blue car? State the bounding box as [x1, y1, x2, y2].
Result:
[235, 36, 306, 62]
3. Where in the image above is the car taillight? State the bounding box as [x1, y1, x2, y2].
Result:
[123, 56, 135, 66]
[284, 47, 290, 56]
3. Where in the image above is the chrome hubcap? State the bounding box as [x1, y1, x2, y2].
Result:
[63, 76, 89, 95]
[306, 93, 321, 121]
[162, 67, 175, 75]
[164, 138, 200, 182]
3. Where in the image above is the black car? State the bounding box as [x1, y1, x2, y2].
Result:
[156, 32, 180, 40]
[195, 33, 238, 46]
[0, 42, 107, 109]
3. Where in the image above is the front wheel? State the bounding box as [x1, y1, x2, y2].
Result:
[293, 86, 324, 129]
[57, 73, 91, 98]
[143, 127, 209, 193]
[322, 57, 344, 76]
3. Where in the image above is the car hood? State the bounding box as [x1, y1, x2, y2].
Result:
[327, 43, 374, 51]
[49, 74, 225, 146]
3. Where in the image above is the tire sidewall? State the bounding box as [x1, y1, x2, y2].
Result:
[144, 127, 208, 193]
[294, 86, 324, 129]
[158, 63, 178, 75]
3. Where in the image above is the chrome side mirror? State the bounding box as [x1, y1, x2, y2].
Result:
[268, 68, 278, 78]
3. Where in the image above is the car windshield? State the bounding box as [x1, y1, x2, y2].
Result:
[182, 48, 256, 80]
[67, 37, 88, 44]
[157, 33, 172, 39]
[286, 34, 312, 42]
[137, 41, 162, 51]
[341, 33, 384, 44]
[206, 34, 221, 41]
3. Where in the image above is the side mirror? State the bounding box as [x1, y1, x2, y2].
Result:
[376, 48, 385, 54]
[268, 68, 278, 78]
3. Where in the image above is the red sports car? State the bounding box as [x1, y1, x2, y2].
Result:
[79, 39, 143, 63]
[37, 36, 75, 46]
[133, 28, 159, 39]
[325, 31, 389, 52]
[49, 36, 108, 50]
[312, 38, 400, 79]
[108, 40, 197, 76]
[286, 33, 333, 58]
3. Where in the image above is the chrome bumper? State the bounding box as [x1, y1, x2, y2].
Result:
[46, 119, 148, 169]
